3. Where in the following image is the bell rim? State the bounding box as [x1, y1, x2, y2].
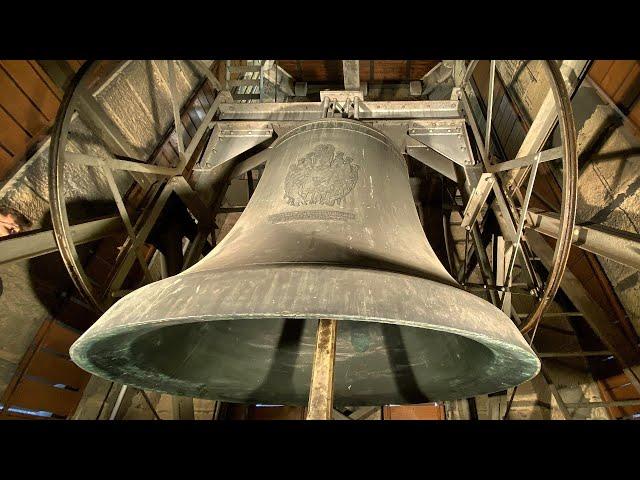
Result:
[71, 314, 540, 403]
[70, 264, 541, 403]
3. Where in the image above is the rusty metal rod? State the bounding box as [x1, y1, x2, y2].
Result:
[306, 319, 338, 420]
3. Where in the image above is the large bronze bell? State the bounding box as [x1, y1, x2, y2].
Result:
[70, 119, 540, 406]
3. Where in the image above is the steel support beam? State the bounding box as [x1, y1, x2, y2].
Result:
[218, 100, 461, 121]
[537, 350, 611, 358]
[483, 60, 496, 162]
[407, 119, 473, 167]
[460, 173, 496, 230]
[109, 385, 129, 420]
[192, 60, 223, 91]
[342, 60, 360, 91]
[104, 180, 175, 297]
[526, 229, 640, 369]
[262, 60, 295, 98]
[0, 216, 122, 265]
[525, 210, 640, 271]
[564, 399, 640, 409]
[218, 206, 246, 213]
[405, 137, 457, 181]
[332, 409, 351, 420]
[495, 236, 512, 314]
[200, 123, 273, 171]
[348, 406, 380, 420]
[230, 148, 272, 178]
[172, 176, 213, 228]
[183, 93, 223, 164]
[487, 146, 563, 173]
[139, 390, 162, 420]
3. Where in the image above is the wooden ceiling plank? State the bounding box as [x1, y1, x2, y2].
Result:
[0, 67, 49, 136]
[589, 60, 615, 85]
[27, 60, 63, 101]
[611, 62, 640, 111]
[0, 106, 31, 156]
[25, 351, 89, 390]
[0, 317, 55, 419]
[41, 322, 81, 355]
[0, 60, 60, 121]
[600, 61, 636, 100]
[9, 379, 80, 418]
[629, 97, 640, 129]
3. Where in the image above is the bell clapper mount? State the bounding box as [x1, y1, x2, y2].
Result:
[306, 319, 338, 420]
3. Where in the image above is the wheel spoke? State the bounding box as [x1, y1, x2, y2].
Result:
[457, 60, 578, 337]
[502, 153, 541, 295]
[192, 60, 223, 92]
[183, 91, 223, 162]
[462, 60, 479, 87]
[487, 146, 562, 173]
[101, 165, 154, 283]
[483, 60, 496, 162]
[167, 60, 186, 168]
[66, 152, 178, 176]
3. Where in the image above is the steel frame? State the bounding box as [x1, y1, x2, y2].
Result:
[41, 59, 640, 420]
[49, 61, 223, 311]
[454, 60, 579, 337]
[454, 61, 640, 419]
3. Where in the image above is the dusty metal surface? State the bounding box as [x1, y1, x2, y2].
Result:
[70, 119, 539, 406]
[306, 319, 337, 420]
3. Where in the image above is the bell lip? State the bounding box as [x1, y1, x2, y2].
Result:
[70, 264, 541, 402]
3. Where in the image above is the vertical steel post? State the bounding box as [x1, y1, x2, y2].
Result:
[306, 319, 338, 420]
[109, 385, 128, 420]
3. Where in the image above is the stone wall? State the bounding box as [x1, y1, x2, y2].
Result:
[0, 60, 206, 399]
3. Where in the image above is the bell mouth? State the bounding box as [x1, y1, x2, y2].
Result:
[75, 317, 509, 406]
[70, 264, 540, 405]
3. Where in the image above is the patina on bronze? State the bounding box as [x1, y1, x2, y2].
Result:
[70, 119, 540, 406]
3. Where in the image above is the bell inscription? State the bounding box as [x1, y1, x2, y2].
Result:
[283, 143, 359, 207]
